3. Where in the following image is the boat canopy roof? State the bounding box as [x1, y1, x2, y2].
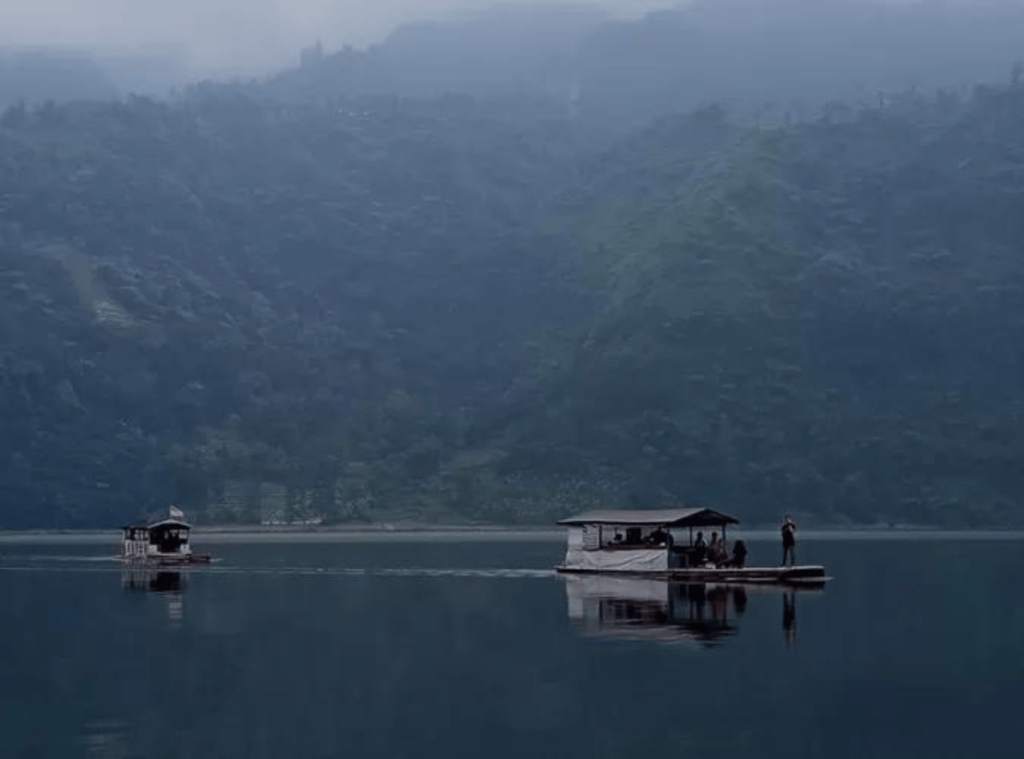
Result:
[557, 508, 740, 528]
[147, 519, 191, 531]
[122, 512, 192, 531]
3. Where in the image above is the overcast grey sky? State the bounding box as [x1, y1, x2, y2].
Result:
[0, 1, 666, 75]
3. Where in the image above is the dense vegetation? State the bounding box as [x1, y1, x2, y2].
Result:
[0, 92, 601, 527]
[523, 90, 1024, 528]
[3, 4, 1024, 530]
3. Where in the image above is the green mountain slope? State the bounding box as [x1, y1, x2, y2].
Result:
[0, 94, 592, 527]
[2, 84, 1024, 528]
[497, 90, 1024, 527]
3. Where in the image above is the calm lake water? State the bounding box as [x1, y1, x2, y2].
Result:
[0, 533, 1021, 758]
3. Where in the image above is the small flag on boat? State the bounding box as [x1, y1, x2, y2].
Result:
[169, 505, 185, 519]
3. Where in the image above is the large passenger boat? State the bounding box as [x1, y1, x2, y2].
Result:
[555, 508, 827, 585]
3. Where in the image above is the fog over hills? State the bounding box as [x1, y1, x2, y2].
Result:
[4, 1, 1024, 110]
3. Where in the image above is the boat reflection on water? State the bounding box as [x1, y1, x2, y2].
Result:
[564, 575, 818, 649]
[121, 568, 186, 626]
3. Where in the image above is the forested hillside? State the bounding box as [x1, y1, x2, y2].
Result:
[508, 90, 1024, 528]
[0, 93, 599, 527]
[2, 74, 1024, 528]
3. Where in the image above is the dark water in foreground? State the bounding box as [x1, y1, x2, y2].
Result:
[0, 535, 1021, 758]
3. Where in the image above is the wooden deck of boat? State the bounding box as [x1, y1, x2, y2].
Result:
[555, 564, 829, 586]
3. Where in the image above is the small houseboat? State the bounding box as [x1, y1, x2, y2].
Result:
[555, 508, 827, 585]
[120, 506, 212, 565]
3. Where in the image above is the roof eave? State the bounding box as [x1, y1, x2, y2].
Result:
[144, 519, 192, 530]
[557, 508, 740, 528]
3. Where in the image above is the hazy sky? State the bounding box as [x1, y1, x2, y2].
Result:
[0, 0, 665, 75]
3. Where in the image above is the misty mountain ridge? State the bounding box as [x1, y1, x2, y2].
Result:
[0, 48, 119, 107]
[6, 0, 1024, 124]
[268, 0, 1024, 126]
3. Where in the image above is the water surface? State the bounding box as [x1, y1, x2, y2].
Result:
[0, 535, 1020, 758]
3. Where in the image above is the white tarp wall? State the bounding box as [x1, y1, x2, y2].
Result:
[563, 546, 669, 572]
[567, 526, 584, 550]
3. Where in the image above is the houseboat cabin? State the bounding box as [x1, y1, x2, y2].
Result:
[121, 507, 212, 565]
[556, 508, 827, 584]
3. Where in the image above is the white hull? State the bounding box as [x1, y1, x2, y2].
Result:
[121, 552, 212, 566]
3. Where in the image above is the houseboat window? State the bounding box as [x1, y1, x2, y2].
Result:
[594, 526, 673, 548]
[582, 524, 600, 550]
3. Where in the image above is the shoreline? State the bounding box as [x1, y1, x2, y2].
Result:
[2, 523, 1024, 543]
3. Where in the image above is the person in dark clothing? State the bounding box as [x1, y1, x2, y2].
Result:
[726, 539, 748, 568]
[692, 531, 707, 565]
[648, 527, 669, 546]
[780, 515, 797, 566]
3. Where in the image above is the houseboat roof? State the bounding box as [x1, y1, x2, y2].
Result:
[148, 518, 192, 530]
[122, 509, 192, 531]
[557, 507, 740, 527]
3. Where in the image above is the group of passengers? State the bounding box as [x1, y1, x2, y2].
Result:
[609, 527, 671, 547]
[608, 527, 749, 568]
[692, 531, 748, 568]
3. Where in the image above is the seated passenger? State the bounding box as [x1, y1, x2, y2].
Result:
[708, 532, 727, 565]
[723, 539, 748, 568]
[692, 531, 707, 564]
[716, 542, 730, 565]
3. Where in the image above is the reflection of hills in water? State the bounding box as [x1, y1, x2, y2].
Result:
[564, 574, 829, 648]
[122, 569, 185, 625]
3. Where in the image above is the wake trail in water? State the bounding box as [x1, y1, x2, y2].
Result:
[0, 554, 122, 563]
[0, 559, 555, 579]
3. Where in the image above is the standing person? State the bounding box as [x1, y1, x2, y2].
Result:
[780, 515, 797, 566]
